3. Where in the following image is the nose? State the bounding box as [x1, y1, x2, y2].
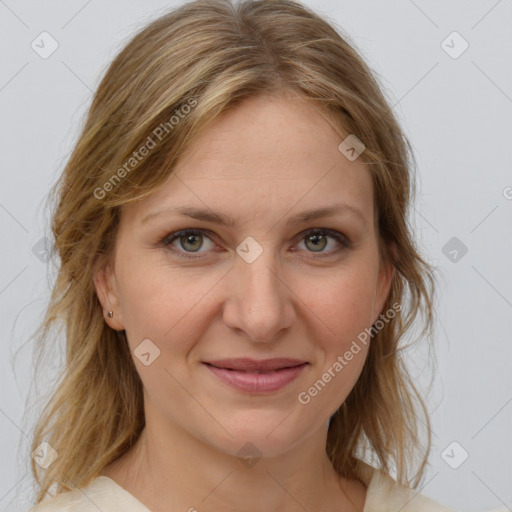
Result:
[222, 244, 295, 344]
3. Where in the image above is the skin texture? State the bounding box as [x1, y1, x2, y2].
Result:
[94, 91, 394, 512]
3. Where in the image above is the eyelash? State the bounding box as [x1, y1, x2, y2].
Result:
[160, 228, 352, 260]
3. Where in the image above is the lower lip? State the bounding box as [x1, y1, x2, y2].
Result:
[203, 363, 308, 393]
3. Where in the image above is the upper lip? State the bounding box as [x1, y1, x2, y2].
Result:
[204, 358, 307, 372]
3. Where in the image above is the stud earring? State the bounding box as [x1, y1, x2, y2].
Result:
[107, 311, 113, 318]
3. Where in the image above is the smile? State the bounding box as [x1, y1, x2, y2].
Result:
[202, 362, 309, 393]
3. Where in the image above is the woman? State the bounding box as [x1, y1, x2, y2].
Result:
[27, 0, 453, 510]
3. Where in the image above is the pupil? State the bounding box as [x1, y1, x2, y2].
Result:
[307, 234, 326, 252]
[183, 234, 202, 252]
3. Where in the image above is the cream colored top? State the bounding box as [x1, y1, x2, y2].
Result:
[28, 461, 455, 511]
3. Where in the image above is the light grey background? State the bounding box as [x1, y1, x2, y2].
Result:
[1, 1, 511, 511]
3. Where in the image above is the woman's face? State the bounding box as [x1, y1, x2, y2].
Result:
[95, 93, 393, 459]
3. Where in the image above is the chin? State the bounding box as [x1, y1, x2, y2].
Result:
[196, 413, 313, 462]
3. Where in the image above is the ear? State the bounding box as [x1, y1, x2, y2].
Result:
[93, 260, 125, 331]
[371, 242, 396, 325]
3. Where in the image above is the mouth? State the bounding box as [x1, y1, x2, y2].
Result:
[203, 358, 308, 372]
[202, 358, 309, 393]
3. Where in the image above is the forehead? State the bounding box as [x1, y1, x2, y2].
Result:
[124, 93, 375, 228]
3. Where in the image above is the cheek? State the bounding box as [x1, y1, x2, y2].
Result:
[298, 263, 378, 348]
[115, 254, 218, 352]
[295, 269, 375, 413]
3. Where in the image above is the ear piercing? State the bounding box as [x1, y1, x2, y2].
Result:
[107, 311, 113, 318]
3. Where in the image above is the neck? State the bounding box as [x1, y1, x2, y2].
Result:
[102, 401, 366, 512]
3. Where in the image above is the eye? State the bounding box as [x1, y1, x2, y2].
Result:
[294, 228, 351, 255]
[160, 228, 351, 259]
[161, 229, 215, 257]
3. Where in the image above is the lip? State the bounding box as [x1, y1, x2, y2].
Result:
[204, 358, 307, 372]
[203, 358, 309, 393]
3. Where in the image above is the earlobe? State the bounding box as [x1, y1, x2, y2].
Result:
[93, 263, 125, 330]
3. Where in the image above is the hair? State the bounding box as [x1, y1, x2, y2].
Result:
[27, 0, 438, 504]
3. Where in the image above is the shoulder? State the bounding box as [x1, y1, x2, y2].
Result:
[27, 476, 150, 512]
[356, 460, 456, 512]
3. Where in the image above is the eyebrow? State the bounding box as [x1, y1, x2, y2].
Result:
[142, 202, 367, 228]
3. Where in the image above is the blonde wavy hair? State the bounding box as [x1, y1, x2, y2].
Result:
[27, 0, 438, 504]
